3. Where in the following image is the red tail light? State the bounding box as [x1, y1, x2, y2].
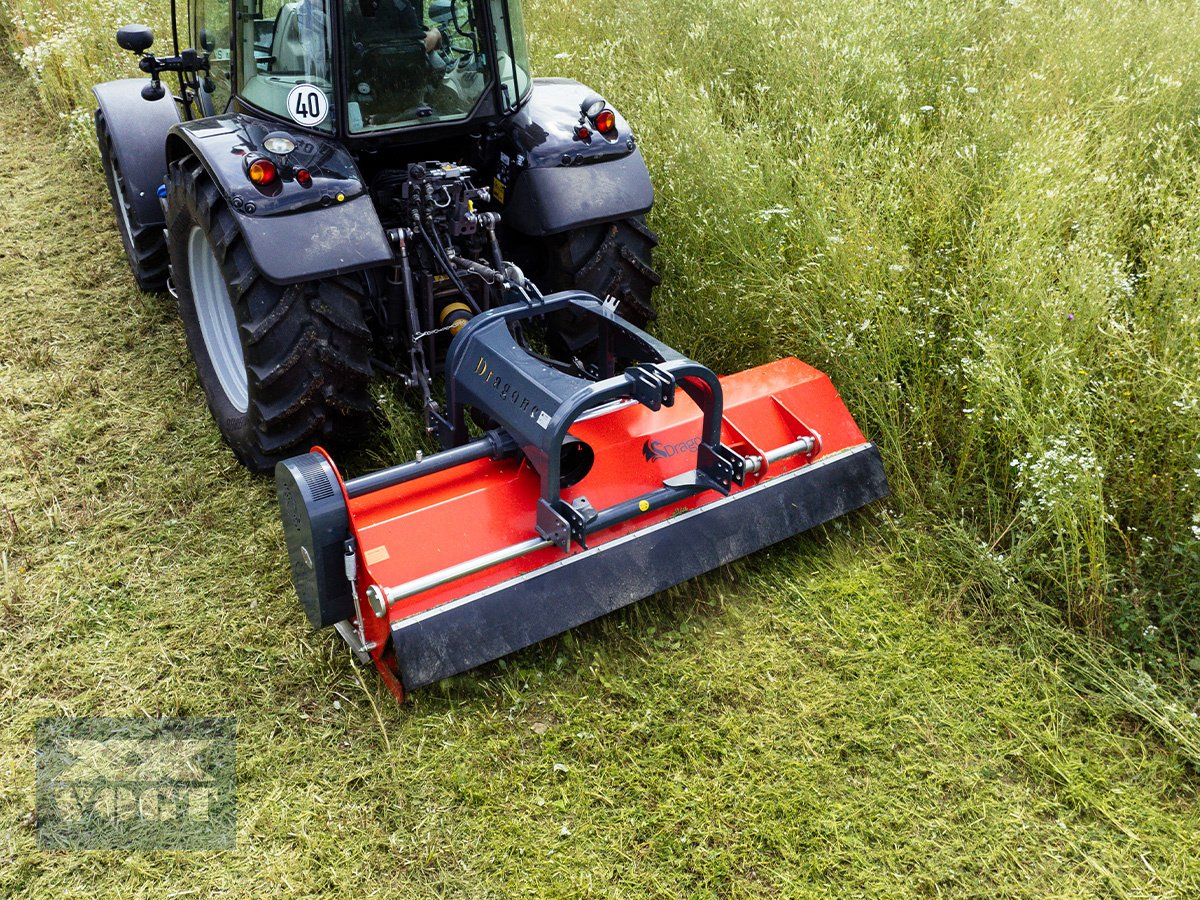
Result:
[247, 158, 277, 186]
[595, 109, 617, 135]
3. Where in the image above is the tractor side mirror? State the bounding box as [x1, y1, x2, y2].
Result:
[199, 28, 215, 53]
[116, 24, 154, 54]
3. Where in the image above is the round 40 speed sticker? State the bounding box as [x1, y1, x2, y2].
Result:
[286, 84, 329, 127]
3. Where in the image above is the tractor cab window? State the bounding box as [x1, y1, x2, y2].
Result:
[193, 0, 233, 115]
[342, 0, 529, 133]
[342, 0, 482, 132]
[237, 0, 337, 132]
[488, 0, 529, 111]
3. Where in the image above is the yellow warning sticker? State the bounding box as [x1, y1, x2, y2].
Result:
[364, 546, 390, 565]
[492, 177, 506, 204]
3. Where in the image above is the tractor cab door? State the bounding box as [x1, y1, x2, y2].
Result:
[192, 0, 234, 116]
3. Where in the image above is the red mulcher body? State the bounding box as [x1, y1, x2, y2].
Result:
[277, 292, 887, 701]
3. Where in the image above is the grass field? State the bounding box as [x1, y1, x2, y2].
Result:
[2, 0, 1200, 895]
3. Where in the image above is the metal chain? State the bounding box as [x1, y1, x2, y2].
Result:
[410, 322, 461, 343]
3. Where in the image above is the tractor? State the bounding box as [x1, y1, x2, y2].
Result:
[96, 0, 658, 470]
[95, 0, 888, 700]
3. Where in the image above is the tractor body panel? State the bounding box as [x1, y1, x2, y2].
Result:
[92, 79, 179, 229]
[501, 147, 653, 237]
[505, 78, 639, 168]
[166, 114, 393, 283]
[496, 78, 653, 235]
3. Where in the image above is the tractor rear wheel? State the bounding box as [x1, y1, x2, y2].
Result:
[165, 155, 375, 472]
[540, 216, 661, 328]
[526, 217, 662, 365]
[96, 110, 169, 292]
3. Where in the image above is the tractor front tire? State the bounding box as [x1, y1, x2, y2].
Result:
[165, 155, 375, 472]
[96, 110, 169, 292]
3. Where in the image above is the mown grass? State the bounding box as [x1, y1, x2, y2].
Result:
[2, 0, 1200, 894]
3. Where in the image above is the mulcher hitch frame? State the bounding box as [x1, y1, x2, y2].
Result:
[443, 293, 745, 553]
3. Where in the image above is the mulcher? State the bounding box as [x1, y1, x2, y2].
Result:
[95, 0, 888, 700]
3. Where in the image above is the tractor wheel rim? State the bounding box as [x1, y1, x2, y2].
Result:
[187, 226, 249, 414]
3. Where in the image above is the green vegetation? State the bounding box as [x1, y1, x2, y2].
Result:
[2, 0, 1199, 894]
[561, 0, 1200, 647]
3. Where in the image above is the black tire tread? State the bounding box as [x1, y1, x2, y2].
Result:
[165, 155, 374, 471]
[95, 110, 169, 292]
[548, 216, 661, 327]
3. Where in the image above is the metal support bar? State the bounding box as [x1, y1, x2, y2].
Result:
[372, 536, 553, 607]
[767, 435, 816, 462]
[369, 434, 820, 610]
[345, 430, 516, 498]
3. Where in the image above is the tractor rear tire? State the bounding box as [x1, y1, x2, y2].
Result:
[527, 216, 662, 365]
[165, 155, 375, 472]
[539, 216, 661, 328]
[96, 110, 169, 292]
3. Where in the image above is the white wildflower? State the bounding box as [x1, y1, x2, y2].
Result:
[1013, 430, 1105, 526]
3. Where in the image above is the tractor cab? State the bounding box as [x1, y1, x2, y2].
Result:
[193, 0, 529, 136]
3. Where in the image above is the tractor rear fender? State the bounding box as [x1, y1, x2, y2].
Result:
[501, 78, 654, 237]
[92, 79, 180, 231]
[164, 114, 393, 284]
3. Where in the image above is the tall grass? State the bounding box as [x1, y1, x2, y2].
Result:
[1, 0, 168, 150]
[536, 0, 1200, 659]
[3, 0, 1198, 678]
